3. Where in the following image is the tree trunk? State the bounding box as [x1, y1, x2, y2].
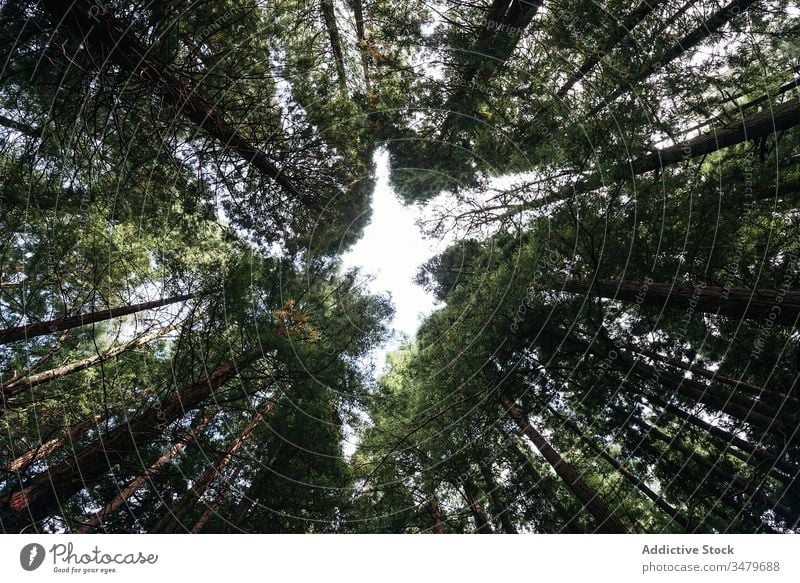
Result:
[461, 476, 494, 534]
[0, 347, 262, 533]
[678, 72, 800, 140]
[226, 481, 258, 534]
[1, 317, 192, 398]
[559, 279, 800, 326]
[1, 413, 107, 476]
[39, 0, 306, 202]
[349, 0, 371, 93]
[537, 326, 788, 433]
[75, 411, 216, 533]
[499, 426, 581, 532]
[321, 0, 348, 96]
[0, 114, 42, 138]
[557, 0, 665, 98]
[439, 0, 542, 138]
[222, 444, 286, 533]
[553, 410, 692, 531]
[620, 351, 793, 435]
[626, 345, 797, 405]
[639, 418, 800, 528]
[642, 392, 800, 486]
[474, 455, 517, 533]
[631, 431, 779, 532]
[592, 0, 758, 113]
[190, 464, 244, 534]
[499, 393, 627, 533]
[506, 95, 800, 218]
[149, 396, 277, 534]
[428, 494, 445, 534]
[0, 295, 191, 345]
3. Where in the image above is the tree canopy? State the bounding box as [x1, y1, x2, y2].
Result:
[1, 0, 799, 534]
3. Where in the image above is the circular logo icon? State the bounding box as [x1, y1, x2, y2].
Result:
[20, 543, 46, 571]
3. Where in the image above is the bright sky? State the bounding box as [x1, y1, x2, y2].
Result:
[341, 150, 442, 371]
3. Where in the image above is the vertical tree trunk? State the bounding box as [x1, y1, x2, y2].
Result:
[222, 445, 286, 533]
[226, 482, 259, 534]
[190, 464, 244, 534]
[150, 396, 277, 534]
[0, 347, 262, 533]
[428, 494, 445, 534]
[540, 327, 786, 433]
[321, 0, 348, 96]
[509, 96, 800, 216]
[499, 426, 581, 533]
[75, 411, 216, 533]
[553, 410, 692, 531]
[0, 295, 192, 345]
[349, 0, 371, 93]
[0, 114, 42, 138]
[439, 0, 542, 138]
[1, 330, 71, 387]
[499, 393, 627, 533]
[622, 354, 792, 435]
[461, 475, 494, 534]
[632, 432, 779, 532]
[474, 454, 517, 533]
[641, 392, 799, 484]
[626, 345, 797, 405]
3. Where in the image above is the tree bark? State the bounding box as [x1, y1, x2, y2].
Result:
[0, 347, 262, 533]
[226, 482, 258, 533]
[536, 326, 789, 433]
[222, 444, 286, 533]
[500, 426, 581, 532]
[461, 475, 494, 533]
[504, 95, 800, 219]
[619, 348, 791, 435]
[0, 114, 42, 138]
[0, 413, 107, 476]
[0, 295, 192, 345]
[499, 393, 627, 533]
[439, 0, 542, 138]
[75, 411, 216, 533]
[1, 317, 191, 398]
[559, 279, 800, 326]
[39, 0, 306, 202]
[626, 345, 797, 405]
[557, 0, 665, 98]
[629, 428, 780, 532]
[321, 0, 348, 96]
[149, 396, 277, 533]
[349, 0, 371, 93]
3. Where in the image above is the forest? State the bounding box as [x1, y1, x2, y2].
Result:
[0, 0, 799, 534]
